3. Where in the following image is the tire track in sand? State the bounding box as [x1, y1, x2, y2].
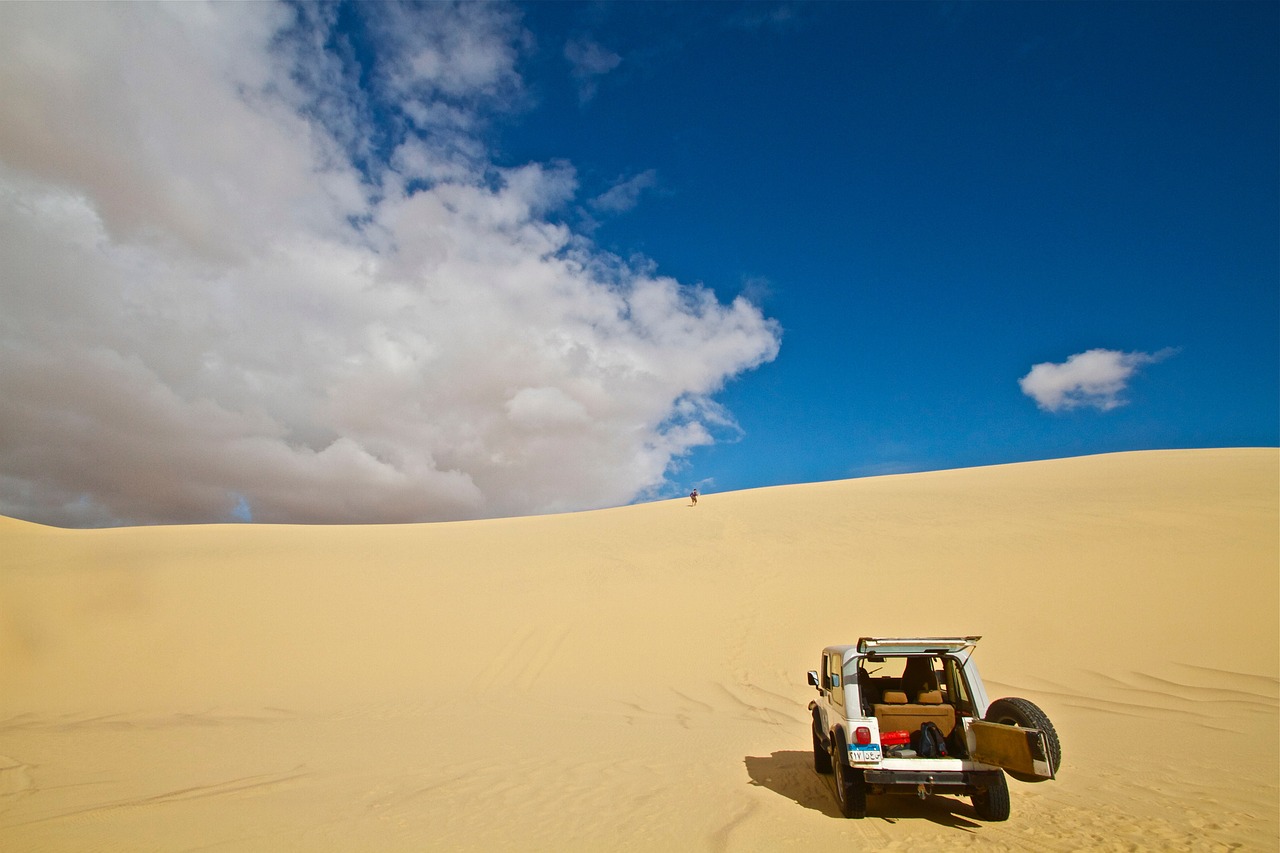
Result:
[0, 766, 311, 829]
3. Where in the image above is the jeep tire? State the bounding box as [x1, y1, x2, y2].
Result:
[970, 770, 1011, 821]
[812, 718, 832, 774]
[831, 733, 867, 819]
[984, 697, 1061, 783]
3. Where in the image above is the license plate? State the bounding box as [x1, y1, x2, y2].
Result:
[848, 745, 882, 763]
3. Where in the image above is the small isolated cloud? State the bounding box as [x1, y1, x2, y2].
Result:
[564, 36, 621, 104]
[591, 170, 658, 214]
[728, 4, 801, 31]
[1019, 348, 1175, 412]
[739, 275, 774, 307]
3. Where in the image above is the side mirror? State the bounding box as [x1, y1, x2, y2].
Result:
[807, 670, 820, 688]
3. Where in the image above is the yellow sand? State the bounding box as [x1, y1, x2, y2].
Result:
[1, 448, 1276, 851]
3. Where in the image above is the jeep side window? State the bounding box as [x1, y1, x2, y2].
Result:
[826, 654, 843, 707]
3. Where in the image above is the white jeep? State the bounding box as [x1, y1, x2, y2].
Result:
[807, 636, 1060, 821]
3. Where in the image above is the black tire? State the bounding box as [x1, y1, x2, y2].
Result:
[984, 697, 1062, 783]
[831, 734, 867, 819]
[971, 771, 1011, 821]
[813, 718, 833, 774]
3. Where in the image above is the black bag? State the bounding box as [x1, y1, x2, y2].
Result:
[912, 721, 949, 758]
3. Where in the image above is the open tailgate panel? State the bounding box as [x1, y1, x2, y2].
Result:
[968, 721, 1056, 779]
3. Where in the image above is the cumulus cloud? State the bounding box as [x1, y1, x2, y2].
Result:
[0, 2, 780, 526]
[1019, 348, 1175, 412]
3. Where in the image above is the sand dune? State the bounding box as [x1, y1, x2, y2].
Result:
[1, 448, 1276, 851]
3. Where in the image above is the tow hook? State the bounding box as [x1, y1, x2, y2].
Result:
[917, 777, 935, 799]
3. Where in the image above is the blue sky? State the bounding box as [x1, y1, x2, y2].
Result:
[509, 1, 1279, 491]
[0, 2, 1275, 525]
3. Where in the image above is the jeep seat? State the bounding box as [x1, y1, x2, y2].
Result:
[873, 689, 956, 737]
[902, 657, 941, 700]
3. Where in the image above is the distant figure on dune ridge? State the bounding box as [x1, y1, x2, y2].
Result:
[690, 489, 698, 506]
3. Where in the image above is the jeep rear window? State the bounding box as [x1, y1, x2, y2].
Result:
[861, 657, 907, 679]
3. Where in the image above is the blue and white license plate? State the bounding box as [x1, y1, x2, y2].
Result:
[848, 744, 882, 763]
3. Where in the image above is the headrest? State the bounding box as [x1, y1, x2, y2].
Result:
[916, 690, 943, 705]
[881, 690, 908, 704]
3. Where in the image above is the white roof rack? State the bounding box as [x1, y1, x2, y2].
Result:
[855, 636, 981, 655]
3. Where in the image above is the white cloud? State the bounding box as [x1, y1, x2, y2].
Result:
[1019, 348, 1175, 412]
[564, 37, 621, 104]
[591, 170, 659, 214]
[0, 2, 781, 526]
[371, 1, 524, 102]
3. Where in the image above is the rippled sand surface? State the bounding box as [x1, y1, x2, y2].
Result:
[1, 449, 1275, 851]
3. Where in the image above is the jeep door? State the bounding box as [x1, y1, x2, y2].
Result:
[967, 721, 1056, 779]
[946, 658, 1054, 780]
[815, 651, 845, 734]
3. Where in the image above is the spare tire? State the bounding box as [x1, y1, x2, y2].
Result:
[984, 697, 1061, 783]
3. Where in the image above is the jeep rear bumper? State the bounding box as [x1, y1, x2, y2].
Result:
[863, 769, 1003, 796]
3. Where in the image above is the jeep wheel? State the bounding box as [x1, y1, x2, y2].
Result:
[812, 719, 832, 774]
[971, 771, 1011, 821]
[984, 697, 1062, 783]
[831, 735, 867, 819]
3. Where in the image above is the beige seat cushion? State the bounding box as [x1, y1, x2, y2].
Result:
[873, 702, 956, 737]
[916, 690, 943, 705]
